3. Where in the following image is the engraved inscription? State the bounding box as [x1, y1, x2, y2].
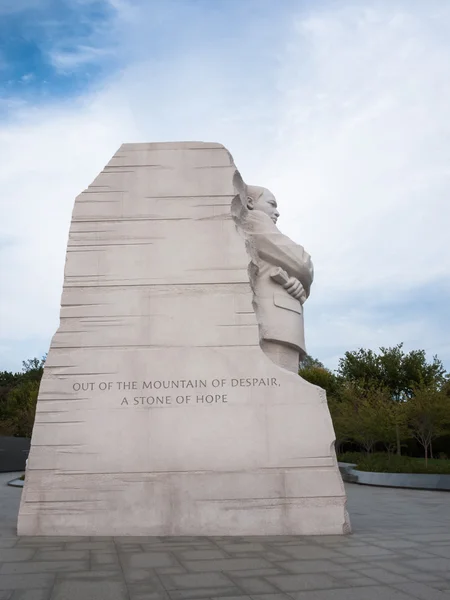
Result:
[70, 377, 280, 406]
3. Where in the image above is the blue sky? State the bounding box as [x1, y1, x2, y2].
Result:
[1, 0, 450, 373]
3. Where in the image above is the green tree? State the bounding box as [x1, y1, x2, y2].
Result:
[299, 364, 341, 399]
[337, 344, 446, 454]
[335, 383, 396, 454]
[328, 394, 354, 454]
[299, 354, 324, 368]
[0, 356, 45, 437]
[22, 356, 46, 382]
[407, 384, 450, 466]
[3, 380, 40, 438]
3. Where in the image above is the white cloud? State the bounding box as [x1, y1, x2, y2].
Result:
[49, 45, 116, 71]
[1, 0, 450, 371]
[269, 2, 450, 296]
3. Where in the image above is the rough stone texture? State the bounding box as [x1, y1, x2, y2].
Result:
[18, 141, 347, 536]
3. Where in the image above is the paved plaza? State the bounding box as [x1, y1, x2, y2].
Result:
[1, 473, 450, 600]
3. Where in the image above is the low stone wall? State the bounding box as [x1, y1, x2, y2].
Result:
[0, 436, 30, 473]
[339, 462, 450, 491]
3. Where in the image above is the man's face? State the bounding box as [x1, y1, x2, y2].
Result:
[254, 190, 280, 224]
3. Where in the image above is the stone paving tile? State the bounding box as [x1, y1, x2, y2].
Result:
[279, 560, 343, 574]
[16, 538, 84, 545]
[113, 537, 160, 544]
[429, 541, 450, 547]
[226, 575, 280, 594]
[90, 550, 121, 566]
[330, 556, 358, 565]
[393, 582, 450, 600]
[288, 587, 418, 599]
[266, 574, 340, 592]
[0, 549, 36, 561]
[367, 559, 419, 575]
[127, 589, 168, 600]
[218, 543, 266, 553]
[227, 569, 284, 577]
[237, 537, 296, 543]
[337, 576, 382, 587]
[114, 544, 145, 553]
[11, 591, 52, 600]
[0, 538, 18, 549]
[0, 560, 89, 575]
[302, 536, 345, 545]
[263, 552, 293, 562]
[401, 557, 450, 572]
[423, 546, 450, 558]
[405, 534, 450, 542]
[32, 550, 88, 561]
[249, 595, 293, 600]
[408, 572, 449, 583]
[429, 581, 450, 591]
[182, 558, 273, 572]
[338, 545, 396, 557]
[50, 580, 128, 600]
[120, 551, 177, 569]
[396, 547, 441, 559]
[161, 572, 235, 590]
[210, 596, 251, 600]
[167, 590, 242, 600]
[141, 544, 209, 553]
[64, 541, 116, 551]
[55, 570, 125, 581]
[155, 567, 188, 575]
[122, 569, 168, 584]
[0, 575, 54, 591]
[370, 539, 421, 549]
[16, 545, 64, 553]
[354, 568, 410, 584]
[279, 546, 340, 560]
[176, 549, 229, 560]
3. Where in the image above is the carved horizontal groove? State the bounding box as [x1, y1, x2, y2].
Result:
[26, 465, 336, 475]
[51, 344, 258, 349]
[104, 164, 165, 168]
[67, 242, 156, 247]
[118, 146, 223, 151]
[194, 165, 230, 169]
[218, 324, 255, 327]
[71, 218, 196, 223]
[69, 230, 116, 234]
[195, 203, 230, 207]
[42, 371, 116, 375]
[24, 500, 96, 504]
[100, 170, 135, 173]
[30, 444, 85, 447]
[143, 194, 233, 198]
[62, 281, 250, 288]
[80, 190, 122, 194]
[36, 421, 84, 424]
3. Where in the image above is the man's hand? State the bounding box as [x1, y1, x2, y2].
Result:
[283, 277, 307, 303]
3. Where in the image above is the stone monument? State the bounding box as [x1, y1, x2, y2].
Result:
[18, 142, 350, 536]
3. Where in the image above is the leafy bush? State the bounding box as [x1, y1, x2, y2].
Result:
[338, 452, 450, 474]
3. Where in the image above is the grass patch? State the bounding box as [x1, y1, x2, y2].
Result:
[338, 452, 450, 475]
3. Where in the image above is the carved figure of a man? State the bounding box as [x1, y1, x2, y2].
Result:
[233, 183, 314, 372]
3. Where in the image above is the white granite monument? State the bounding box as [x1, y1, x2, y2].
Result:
[18, 142, 350, 536]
